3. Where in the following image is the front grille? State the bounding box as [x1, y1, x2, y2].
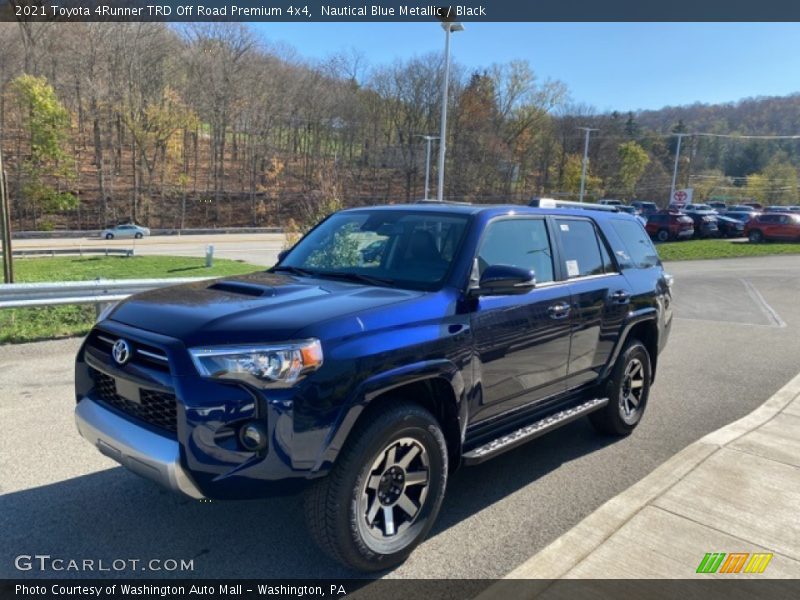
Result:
[91, 368, 178, 433]
[88, 331, 171, 372]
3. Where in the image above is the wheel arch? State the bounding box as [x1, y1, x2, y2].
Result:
[602, 311, 660, 383]
[314, 361, 467, 474]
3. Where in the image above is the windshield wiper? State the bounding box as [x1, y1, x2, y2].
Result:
[271, 265, 317, 277]
[313, 271, 396, 286]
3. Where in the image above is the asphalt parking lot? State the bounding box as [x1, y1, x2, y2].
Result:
[1, 255, 799, 579]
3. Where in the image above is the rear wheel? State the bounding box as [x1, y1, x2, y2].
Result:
[105, 233, 114, 240]
[134, 232, 143, 239]
[656, 229, 670, 242]
[590, 339, 651, 436]
[304, 402, 448, 572]
[748, 229, 764, 243]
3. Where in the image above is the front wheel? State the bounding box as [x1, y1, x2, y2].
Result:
[748, 229, 764, 243]
[304, 402, 448, 572]
[656, 229, 670, 243]
[134, 232, 143, 239]
[105, 233, 114, 240]
[590, 339, 651, 436]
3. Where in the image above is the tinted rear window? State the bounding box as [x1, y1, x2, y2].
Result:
[555, 219, 607, 278]
[610, 220, 660, 269]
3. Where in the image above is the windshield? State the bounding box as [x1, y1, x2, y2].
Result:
[278, 210, 471, 290]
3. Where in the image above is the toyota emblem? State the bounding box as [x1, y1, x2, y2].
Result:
[112, 339, 131, 365]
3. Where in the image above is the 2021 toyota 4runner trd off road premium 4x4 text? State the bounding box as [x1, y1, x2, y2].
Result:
[74, 203, 672, 571]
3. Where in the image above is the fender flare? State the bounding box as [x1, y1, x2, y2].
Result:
[311, 359, 467, 473]
[600, 308, 660, 381]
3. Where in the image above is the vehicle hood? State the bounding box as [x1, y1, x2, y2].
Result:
[108, 271, 424, 346]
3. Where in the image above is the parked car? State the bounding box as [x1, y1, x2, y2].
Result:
[743, 202, 764, 210]
[725, 210, 759, 224]
[683, 209, 721, 238]
[598, 199, 624, 206]
[745, 213, 800, 242]
[74, 203, 672, 572]
[684, 203, 718, 213]
[766, 206, 794, 213]
[630, 201, 659, 217]
[646, 212, 695, 242]
[707, 201, 728, 212]
[101, 224, 150, 239]
[715, 215, 746, 238]
[728, 205, 759, 212]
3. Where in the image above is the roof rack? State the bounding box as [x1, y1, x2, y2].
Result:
[529, 197, 620, 213]
[414, 198, 473, 206]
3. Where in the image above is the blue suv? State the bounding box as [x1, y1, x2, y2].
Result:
[74, 203, 672, 571]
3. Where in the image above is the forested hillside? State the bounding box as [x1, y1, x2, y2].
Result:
[2, 22, 800, 231]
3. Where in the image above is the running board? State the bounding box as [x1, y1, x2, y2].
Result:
[462, 397, 609, 464]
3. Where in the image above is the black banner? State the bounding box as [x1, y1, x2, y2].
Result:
[3, 580, 800, 600]
[3, 0, 800, 22]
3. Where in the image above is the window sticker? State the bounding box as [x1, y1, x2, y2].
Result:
[560, 223, 570, 232]
[566, 260, 580, 277]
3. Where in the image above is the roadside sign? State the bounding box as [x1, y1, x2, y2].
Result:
[672, 188, 693, 206]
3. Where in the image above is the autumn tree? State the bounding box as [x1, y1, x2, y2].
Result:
[615, 141, 650, 200]
[8, 74, 76, 228]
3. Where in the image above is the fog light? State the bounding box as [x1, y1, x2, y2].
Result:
[239, 422, 268, 451]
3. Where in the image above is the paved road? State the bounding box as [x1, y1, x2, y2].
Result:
[11, 233, 285, 267]
[2, 255, 800, 579]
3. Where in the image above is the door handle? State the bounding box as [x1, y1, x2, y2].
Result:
[611, 290, 631, 304]
[547, 302, 571, 319]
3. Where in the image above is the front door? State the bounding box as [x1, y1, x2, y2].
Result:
[470, 217, 572, 422]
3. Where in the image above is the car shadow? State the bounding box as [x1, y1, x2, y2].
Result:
[1, 419, 616, 580]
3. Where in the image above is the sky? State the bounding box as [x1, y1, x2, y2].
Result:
[251, 22, 800, 112]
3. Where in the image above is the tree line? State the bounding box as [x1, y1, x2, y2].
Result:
[1, 22, 800, 231]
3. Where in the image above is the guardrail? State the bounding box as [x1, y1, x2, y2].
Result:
[3, 247, 135, 258]
[12, 226, 284, 240]
[0, 277, 211, 310]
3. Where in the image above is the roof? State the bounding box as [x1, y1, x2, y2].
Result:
[342, 202, 639, 221]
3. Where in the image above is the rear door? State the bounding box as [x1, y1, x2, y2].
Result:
[553, 217, 631, 391]
[469, 217, 572, 421]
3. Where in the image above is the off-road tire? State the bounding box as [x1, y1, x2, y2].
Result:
[589, 339, 651, 436]
[304, 402, 448, 572]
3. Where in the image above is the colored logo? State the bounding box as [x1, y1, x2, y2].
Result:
[696, 552, 773, 574]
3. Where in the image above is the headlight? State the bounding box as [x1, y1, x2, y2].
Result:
[96, 301, 120, 323]
[189, 339, 323, 387]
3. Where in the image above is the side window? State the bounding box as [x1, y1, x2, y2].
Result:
[598, 232, 617, 273]
[555, 219, 605, 278]
[610, 220, 660, 269]
[477, 219, 554, 284]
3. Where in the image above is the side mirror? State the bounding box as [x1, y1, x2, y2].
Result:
[277, 249, 290, 263]
[475, 265, 536, 296]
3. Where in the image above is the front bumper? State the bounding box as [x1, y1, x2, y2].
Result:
[75, 397, 205, 499]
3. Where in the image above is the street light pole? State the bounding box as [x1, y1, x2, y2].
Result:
[416, 134, 439, 200]
[578, 127, 598, 203]
[437, 21, 463, 202]
[0, 139, 13, 283]
[670, 133, 686, 206]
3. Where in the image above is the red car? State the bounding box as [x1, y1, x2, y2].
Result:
[745, 213, 800, 242]
[646, 212, 695, 242]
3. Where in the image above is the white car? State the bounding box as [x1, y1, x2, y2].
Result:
[101, 224, 151, 239]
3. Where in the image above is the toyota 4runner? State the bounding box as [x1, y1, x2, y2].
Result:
[74, 203, 672, 571]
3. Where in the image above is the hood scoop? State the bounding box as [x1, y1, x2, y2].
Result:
[208, 281, 272, 297]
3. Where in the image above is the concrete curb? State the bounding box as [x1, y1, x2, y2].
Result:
[502, 369, 800, 580]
